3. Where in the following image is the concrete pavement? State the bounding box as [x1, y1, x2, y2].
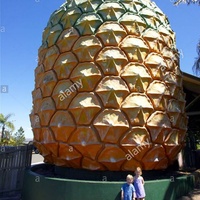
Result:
[31, 153, 44, 165]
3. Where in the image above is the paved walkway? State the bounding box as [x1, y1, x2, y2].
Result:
[179, 169, 200, 200]
[179, 188, 200, 200]
[31, 152, 43, 164]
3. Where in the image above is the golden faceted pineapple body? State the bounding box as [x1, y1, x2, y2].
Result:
[31, 0, 187, 171]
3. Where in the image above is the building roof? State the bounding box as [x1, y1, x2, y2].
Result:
[183, 72, 200, 117]
[183, 72, 200, 95]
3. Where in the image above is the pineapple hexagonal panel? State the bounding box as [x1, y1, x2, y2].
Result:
[43, 45, 59, 71]
[158, 25, 175, 48]
[52, 80, 77, 109]
[120, 13, 146, 35]
[38, 46, 47, 65]
[40, 71, 57, 97]
[95, 76, 129, 108]
[97, 144, 126, 171]
[32, 88, 42, 114]
[30, 114, 41, 130]
[121, 62, 152, 92]
[120, 0, 143, 12]
[82, 157, 105, 171]
[49, 9, 65, 26]
[120, 127, 152, 161]
[72, 36, 102, 62]
[70, 62, 102, 91]
[38, 97, 56, 126]
[142, 144, 168, 170]
[75, 13, 103, 35]
[69, 127, 103, 160]
[93, 109, 129, 144]
[50, 111, 75, 142]
[32, 128, 41, 142]
[146, 80, 170, 111]
[145, 53, 168, 80]
[69, 93, 101, 125]
[122, 159, 143, 172]
[39, 127, 58, 158]
[120, 36, 149, 62]
[53, 52, 78, 80]
[121, 93, 154, 126]
[60, 7, 82, 29]
[97, 2, 125, 21]
[35, 64, 45, 89]
[146, 111, 172, 144]
[47, 24, 63, 47]
[142, 29, 164, 53]
[96, 22, 127, 46]
[167, 99, 182, 127]
[56, 27, 79, 53]
[96, 47, 128, 75]
[58, 143, 82, 168]
[75, 0, 103, 13]
[140, 8, 160, 29]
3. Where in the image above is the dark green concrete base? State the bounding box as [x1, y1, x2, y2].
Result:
[22, 164, 195, 200]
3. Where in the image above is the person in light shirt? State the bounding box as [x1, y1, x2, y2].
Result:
[133, 167, 146, 200]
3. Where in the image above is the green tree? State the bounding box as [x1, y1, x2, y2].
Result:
[193, 41, 200, 76]
[0, 113, 15, 142]
[173, 0, 200, 76]
[13, 127, 26, 145]
[174, 0, 200, 5]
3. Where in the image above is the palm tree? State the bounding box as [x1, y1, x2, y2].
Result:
[193, 41, 200, 76]
[174, 0, 200, 5]
[0, 113, 15, 142]
[173, 0, 200, 76]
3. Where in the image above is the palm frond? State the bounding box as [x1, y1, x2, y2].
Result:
[4, 113, 14, 121]
[0, 113, 14, 125]
[0, 113, 15, 131]
[193, 41, 200, 76]
[174, 0, 200, 5]
[0, 114, 6, 124]
[5, 121, 15, 131]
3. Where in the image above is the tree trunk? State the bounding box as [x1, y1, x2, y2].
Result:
[1, 125, 5, 142]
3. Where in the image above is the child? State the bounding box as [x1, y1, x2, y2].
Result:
[133, 167, 146, 200]
[121, 174, 136, 200]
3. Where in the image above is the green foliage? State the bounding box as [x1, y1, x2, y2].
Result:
[0, 113, 25, 146]
[0, 137, 17, 146]
[13, 127, 26, 146]
[0, 113, 15, 131]
[0, 127, 25, 146]
[0, 113, 15, 142]
[187, 118, 200, 150]
[193, 41, 200, 76]
[174, 0, 200, 5]
[173, 1, 200, 76]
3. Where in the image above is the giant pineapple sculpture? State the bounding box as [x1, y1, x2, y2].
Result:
[30, 0, 187, 171]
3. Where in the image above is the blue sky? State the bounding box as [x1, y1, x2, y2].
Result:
[0, 0, 200, 139]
